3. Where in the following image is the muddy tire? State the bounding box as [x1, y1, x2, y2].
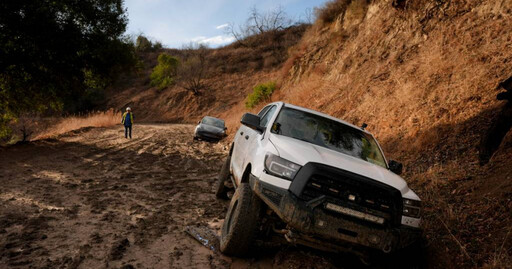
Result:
[215, 155, 231, 199]
[220, 183, 261, 256]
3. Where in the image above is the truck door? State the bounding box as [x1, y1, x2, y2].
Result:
[240, 105, 278, 178]
[231, 106, 271, 183]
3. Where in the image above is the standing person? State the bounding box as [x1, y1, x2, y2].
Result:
[122, 107, 134, 139]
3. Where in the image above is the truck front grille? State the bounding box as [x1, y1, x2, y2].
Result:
[300, 173, 402, 226]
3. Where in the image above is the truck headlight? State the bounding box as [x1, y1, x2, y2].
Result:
[402, 198, 421, 218]
[264, 153, 301, 180]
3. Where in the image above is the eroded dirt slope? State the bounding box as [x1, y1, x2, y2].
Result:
[0, 125, 340, 269]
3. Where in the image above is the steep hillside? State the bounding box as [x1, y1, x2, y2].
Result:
[240, 0, 510, 268]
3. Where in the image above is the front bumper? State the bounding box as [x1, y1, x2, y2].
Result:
[249, 174, 421, 254]
[195, 131, 225, 140]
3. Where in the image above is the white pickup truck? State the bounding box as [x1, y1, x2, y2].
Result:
[216, 102, 421, 260]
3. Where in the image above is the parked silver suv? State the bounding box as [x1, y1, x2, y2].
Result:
[194, 116, 227, 141]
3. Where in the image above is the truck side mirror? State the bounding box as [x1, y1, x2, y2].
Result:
[388, 160, 403, 175]
[240, 113, 264, 132]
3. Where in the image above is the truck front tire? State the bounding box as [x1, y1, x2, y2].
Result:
[215, 155, 231, 199]
[220, 182, 261, 256]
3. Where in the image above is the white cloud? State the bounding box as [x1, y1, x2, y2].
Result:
[190, 35, 236, 46]
[191, 36, 207, 42]
[216, 23, 229, 29]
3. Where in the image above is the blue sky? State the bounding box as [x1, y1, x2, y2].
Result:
[124, 0, 328, 48]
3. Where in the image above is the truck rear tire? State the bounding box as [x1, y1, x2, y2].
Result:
[220, 182, 261, 256]
[215, 155, 231, 199]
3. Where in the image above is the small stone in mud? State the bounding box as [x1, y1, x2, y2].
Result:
[65, 206, 80, 217]
[110, 238, 130, 260]
[22, 247, 35, 255]
[172, 249, 183, 260]
[102, 211, 116, 222]
[4, 242, 17, 249]
[90, 233, 103, 244]
[65, 183, 78, 189]
[41, 234, 47, 240]
[8, 250, 22, 258]
[120, 264, 135, 269]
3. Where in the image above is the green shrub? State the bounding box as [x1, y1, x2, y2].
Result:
[82, 69, 107, 107]
[245, 81, 276, 108]
[135, 35, 165, 52]
[150, 53, 179, 91]
[135, 58, 145, 73]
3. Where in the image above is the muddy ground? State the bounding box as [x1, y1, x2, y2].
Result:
[0, 124, 368, 269]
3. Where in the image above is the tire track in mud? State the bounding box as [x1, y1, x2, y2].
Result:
[0, 124, 341, 269]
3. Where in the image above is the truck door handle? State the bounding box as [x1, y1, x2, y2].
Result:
[245, 135, 249, 140]
[240, 131, 244, 136]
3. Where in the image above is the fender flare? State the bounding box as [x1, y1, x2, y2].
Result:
[241, 163, 252, 183]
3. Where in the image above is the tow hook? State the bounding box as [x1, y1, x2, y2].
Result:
[382, 243, 392, 253]
[284, 230, 297, 244]
[272, 224, 288, 235]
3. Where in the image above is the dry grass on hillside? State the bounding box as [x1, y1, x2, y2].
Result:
[34, 110, 121, 140]
[315, 0, 352, 24]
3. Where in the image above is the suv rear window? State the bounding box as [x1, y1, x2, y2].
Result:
[270, 107, 387, 168]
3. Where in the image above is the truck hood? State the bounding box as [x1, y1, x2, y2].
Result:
[269, 134, 409, 194]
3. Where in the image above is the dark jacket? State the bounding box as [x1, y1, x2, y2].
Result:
[122, 112, 134, 126]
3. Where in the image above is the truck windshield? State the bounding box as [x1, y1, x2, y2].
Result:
[202, 117, 224, 128]
[270, 107, 387, 168]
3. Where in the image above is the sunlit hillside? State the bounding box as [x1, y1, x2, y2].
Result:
[235, 1, 511, 268]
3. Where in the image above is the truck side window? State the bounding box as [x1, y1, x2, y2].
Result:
[260, 106, 277, 127]
[258, 106, 270, 117]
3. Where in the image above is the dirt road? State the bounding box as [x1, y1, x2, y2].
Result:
[0, 124, 339, 269]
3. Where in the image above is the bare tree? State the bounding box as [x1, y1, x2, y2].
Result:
[10, 112, 41, 143]
[227, 22, 249, 47]
[300, 8, 314, 24]
[178, 43, 210, 95]
[226, 6, 293, 47]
